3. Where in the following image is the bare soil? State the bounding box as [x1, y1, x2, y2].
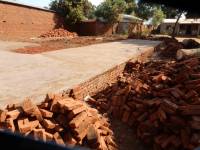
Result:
[14, 35, 127, 54]
[110, 118, 150, 150]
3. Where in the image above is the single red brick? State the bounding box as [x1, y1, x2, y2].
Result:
[68, 106, 86, 120]
[30, 120, 39, 129]
[99, 136, 108, 150]
[64, 132, 77, 146]
[39, 109, 53, 118]
[69, 111, 87, 128]
[53, 132, 65, 145]
[105, 136, 117, 148]
[5, 118, 15, 132]
[43, 119, 56, 129]
[18, 119, 32, 134]
[100, 102, 109, 110]
[33, 129, 46, 142]
[45, 132, 53, 141]
[21, 99, 36, 114]
[0, 110, 7, 122]
[122, 110, 130, 123]
[7, 109, 21, 120]
[87, 125, 98, 144]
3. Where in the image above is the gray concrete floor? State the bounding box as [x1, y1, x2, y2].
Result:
[0, 39, 159, 108]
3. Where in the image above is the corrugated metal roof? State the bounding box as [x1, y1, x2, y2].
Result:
[0, 0, 55, 13]
[163, 18, 200, 24]
[122, 14, 143, 21]
[120, 14, 143, 22]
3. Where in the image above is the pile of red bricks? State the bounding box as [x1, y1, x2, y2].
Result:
[0, 94, 117, 150]
[89, 57, 200, 150]
[154, 39, 183, 58]
[39, 28, 77, 38]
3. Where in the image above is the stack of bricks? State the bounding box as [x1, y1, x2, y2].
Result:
[0, 94, 117, 150]
[89, 57, 200, 150]
[39, 28, 77, 38]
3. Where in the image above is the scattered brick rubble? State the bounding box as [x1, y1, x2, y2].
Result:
[2, 43, 200, 150]
[0, 95, 117, 150]
[154, 39, 183, 58]
[39, 28, 77, 38]
[90, 57, 200, 150]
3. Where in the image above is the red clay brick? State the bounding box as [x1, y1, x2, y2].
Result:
[45, 132, 53, 141]
[7, 109, 21, 120]
[87, 125, 98, 144]
[53, 132, 65, 145]
[43, 119, 56, 129]
[21, 99, 36, 114]
[64, 132, 77, 146]
[39, 109, 53, 118]
[5, 118, 15, 132]
[18, 119, 32, 134]
[105, 136, 117, 148]
[122, 110, 130, 123]
[33, 129, 46, 141]
[68, 106, 86, 120]
[69, 111, 87, 128]
[0, 110, 7, 122]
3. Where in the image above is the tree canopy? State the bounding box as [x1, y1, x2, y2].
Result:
[151, 7, 166, 27]
[95, 0, 127, 23]
[50, 0, 198, 27]
[50, 0, 95, 25]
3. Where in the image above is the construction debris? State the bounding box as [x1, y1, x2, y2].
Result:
[0, 96, 117, 150]
[90, 57, 200, 150]
[177, 48, 200, 60]
[182, 39, 200, 49]
[154, 39, 183, 58]
[39, 28, 77, 38]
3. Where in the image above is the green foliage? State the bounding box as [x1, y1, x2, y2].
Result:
[125, 0, 136, 14]
[134, 2, 155, 20]
[50, 0, 95, 25]
[161, 6, 179, 18]
[151, 7, 166, 27]
[135, 0, 179, 20]
[95, 0, 126, 24]
[82, 0, 95, 19]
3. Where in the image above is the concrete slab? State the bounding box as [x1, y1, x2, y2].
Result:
[0, 39, 160, 108]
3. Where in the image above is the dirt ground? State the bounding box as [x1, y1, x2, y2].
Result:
[110, 118, 150, 150]
[14, 35, 127, 54]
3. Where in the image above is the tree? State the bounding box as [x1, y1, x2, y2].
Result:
[151, 7, 166, 27]
[161, 6, 179, 18]
[50, 0, 94, 25]
[82, 0, 96, 19]
[172, 11, 183, 38]
[125, 0, 136, 14]
[134, 1, 155, 20]
[95, 0, 126, 24]
[135, 0, 180, 20]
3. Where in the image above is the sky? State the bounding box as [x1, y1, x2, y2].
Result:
[11, 0, 104, 8]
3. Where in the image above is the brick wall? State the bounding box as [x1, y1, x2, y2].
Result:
[71, 47, 154, 100]
[76, 20, 113, 36]
[0, 2, 64, 41]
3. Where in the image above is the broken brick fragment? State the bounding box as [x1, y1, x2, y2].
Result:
[39, 109, 53, 118]
[0, 110, 7, 122]
[53, 132, 65, 145]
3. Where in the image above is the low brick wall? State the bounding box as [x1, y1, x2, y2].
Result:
[71, 47, 154, 100]
[76, 20, 113, 36]
[0, 1, 64, 41]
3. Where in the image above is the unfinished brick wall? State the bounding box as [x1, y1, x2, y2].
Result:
[0, 2, 64, 40]
[72, 48, 154, 100]
[76, 21, 113, 36]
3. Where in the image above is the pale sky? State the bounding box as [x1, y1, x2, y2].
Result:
[10, 0, 104, 8]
